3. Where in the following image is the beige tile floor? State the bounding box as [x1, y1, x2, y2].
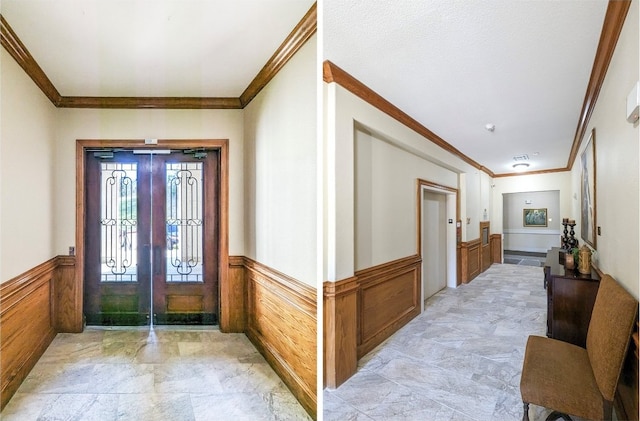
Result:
[2, 326, 311, 421]
[323, 264, 595, 421]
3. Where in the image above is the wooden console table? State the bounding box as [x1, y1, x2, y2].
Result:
[544, 247, 600, 347]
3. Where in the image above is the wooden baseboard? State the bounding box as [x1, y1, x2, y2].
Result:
[0, 257, 70, 410]
[323, 276, 358, 389]
[355, 255, 421, 358]
[243, 257, 317, 419]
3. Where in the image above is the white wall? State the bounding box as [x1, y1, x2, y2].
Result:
[324, 81, 480, 281]
[492, 172, 572, 228]
[1, 49, 57, 281]
[243, 35, 317, 286]
[570, 0, 639, 299]
[503, 190, 561, 253]
[354, 127, 458, 269]
[54, 108, 245, 257]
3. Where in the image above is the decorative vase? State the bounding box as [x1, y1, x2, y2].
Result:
[578, 245, 592, 274]
[565, 253, 575, 270]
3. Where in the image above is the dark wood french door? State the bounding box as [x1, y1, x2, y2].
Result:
[84, 149, 219, 325]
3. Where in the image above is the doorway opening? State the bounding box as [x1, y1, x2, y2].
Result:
[417, 179, 458, 313]
[77, 140, 228, 327]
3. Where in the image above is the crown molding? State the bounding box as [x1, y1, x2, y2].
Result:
[323, 60, 495, 178]
[0, 15, 62, 105]
[492, 167, 571, 178]
[57, 96, 242, 109]
[0, 2, 317, 110]
[239, 2, 316, 107]
[324, 0, 629, 178]
[567, 0, 631, 169]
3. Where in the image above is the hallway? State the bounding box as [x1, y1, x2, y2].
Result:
[2, 327, 310, 421]
[324, 264, 582, 421]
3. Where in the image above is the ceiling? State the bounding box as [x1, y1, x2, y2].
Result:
[1, 0, 314, 98]
[0, 1, 618, 176]
[324, 0, 610, 175]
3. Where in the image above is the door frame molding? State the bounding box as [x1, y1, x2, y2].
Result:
[416, 179, 459, 312]
[75, 139, 230, 330]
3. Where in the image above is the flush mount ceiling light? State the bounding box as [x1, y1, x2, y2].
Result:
[512, 163, 530, 172]
[485, 123, 495, 132]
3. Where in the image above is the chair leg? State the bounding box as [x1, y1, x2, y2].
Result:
[523, 402, 530, 421]
[545, 410, 573, 421]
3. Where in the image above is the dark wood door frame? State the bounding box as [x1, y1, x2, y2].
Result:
[74, 139, 230, 331]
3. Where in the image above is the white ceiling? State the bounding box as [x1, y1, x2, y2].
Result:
[324, 0, 609, 175]
[1, 0, 314, 97]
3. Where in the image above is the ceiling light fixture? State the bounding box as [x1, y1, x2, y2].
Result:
[512, 163, 530, 172]
[485, 123, 495, 132]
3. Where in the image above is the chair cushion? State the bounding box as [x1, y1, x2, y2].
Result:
[520, 335, 604, 420]
[586, 274, 638, 402]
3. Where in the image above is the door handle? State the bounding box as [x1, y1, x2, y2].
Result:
[153, 245, 162, 276]
[141, 244, 150, 276]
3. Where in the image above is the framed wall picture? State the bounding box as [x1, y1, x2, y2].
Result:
[523, 208, 548, 227]
[581, 129, 597, 249]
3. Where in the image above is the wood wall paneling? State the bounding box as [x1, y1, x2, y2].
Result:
[225, 256, 246, 333]
[244, 258, 317, 419]
[460, 239, 481, 284]
[490, 234, 502, 264]
[355, 255, 421, 358]
[0, 258, 59, 410]
[54, 255, 80, 332]
[480, 222, 491, 273]
[323, 276, 359, 389]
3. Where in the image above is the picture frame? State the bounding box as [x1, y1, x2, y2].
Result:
[523, 208, 548, 227]
[581, 128, 597, 249]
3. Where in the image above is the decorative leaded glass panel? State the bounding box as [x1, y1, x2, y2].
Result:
[166, 162, 203, 282]
[100, 163, 137, 282]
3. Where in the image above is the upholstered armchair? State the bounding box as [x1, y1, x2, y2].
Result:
[520, 274, 638, 421]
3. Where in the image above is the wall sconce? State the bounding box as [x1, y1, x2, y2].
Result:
[627, 81, 639, 123]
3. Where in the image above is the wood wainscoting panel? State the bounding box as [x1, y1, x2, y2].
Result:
[355, 255, 421, 359]
[323, 276, 359, 389]
[223, 256, 246, 333]
[0, 258, 58, 410]
[460, 239, 481, 284]
[244, 258, 317, 419]
[490, 234, 502, 264]
[53, 255, 80, 332]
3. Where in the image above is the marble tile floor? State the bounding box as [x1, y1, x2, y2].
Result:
[503, 251, 546, 267]
[323, 264, 590, 421]
[2, 326, 311, 421]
